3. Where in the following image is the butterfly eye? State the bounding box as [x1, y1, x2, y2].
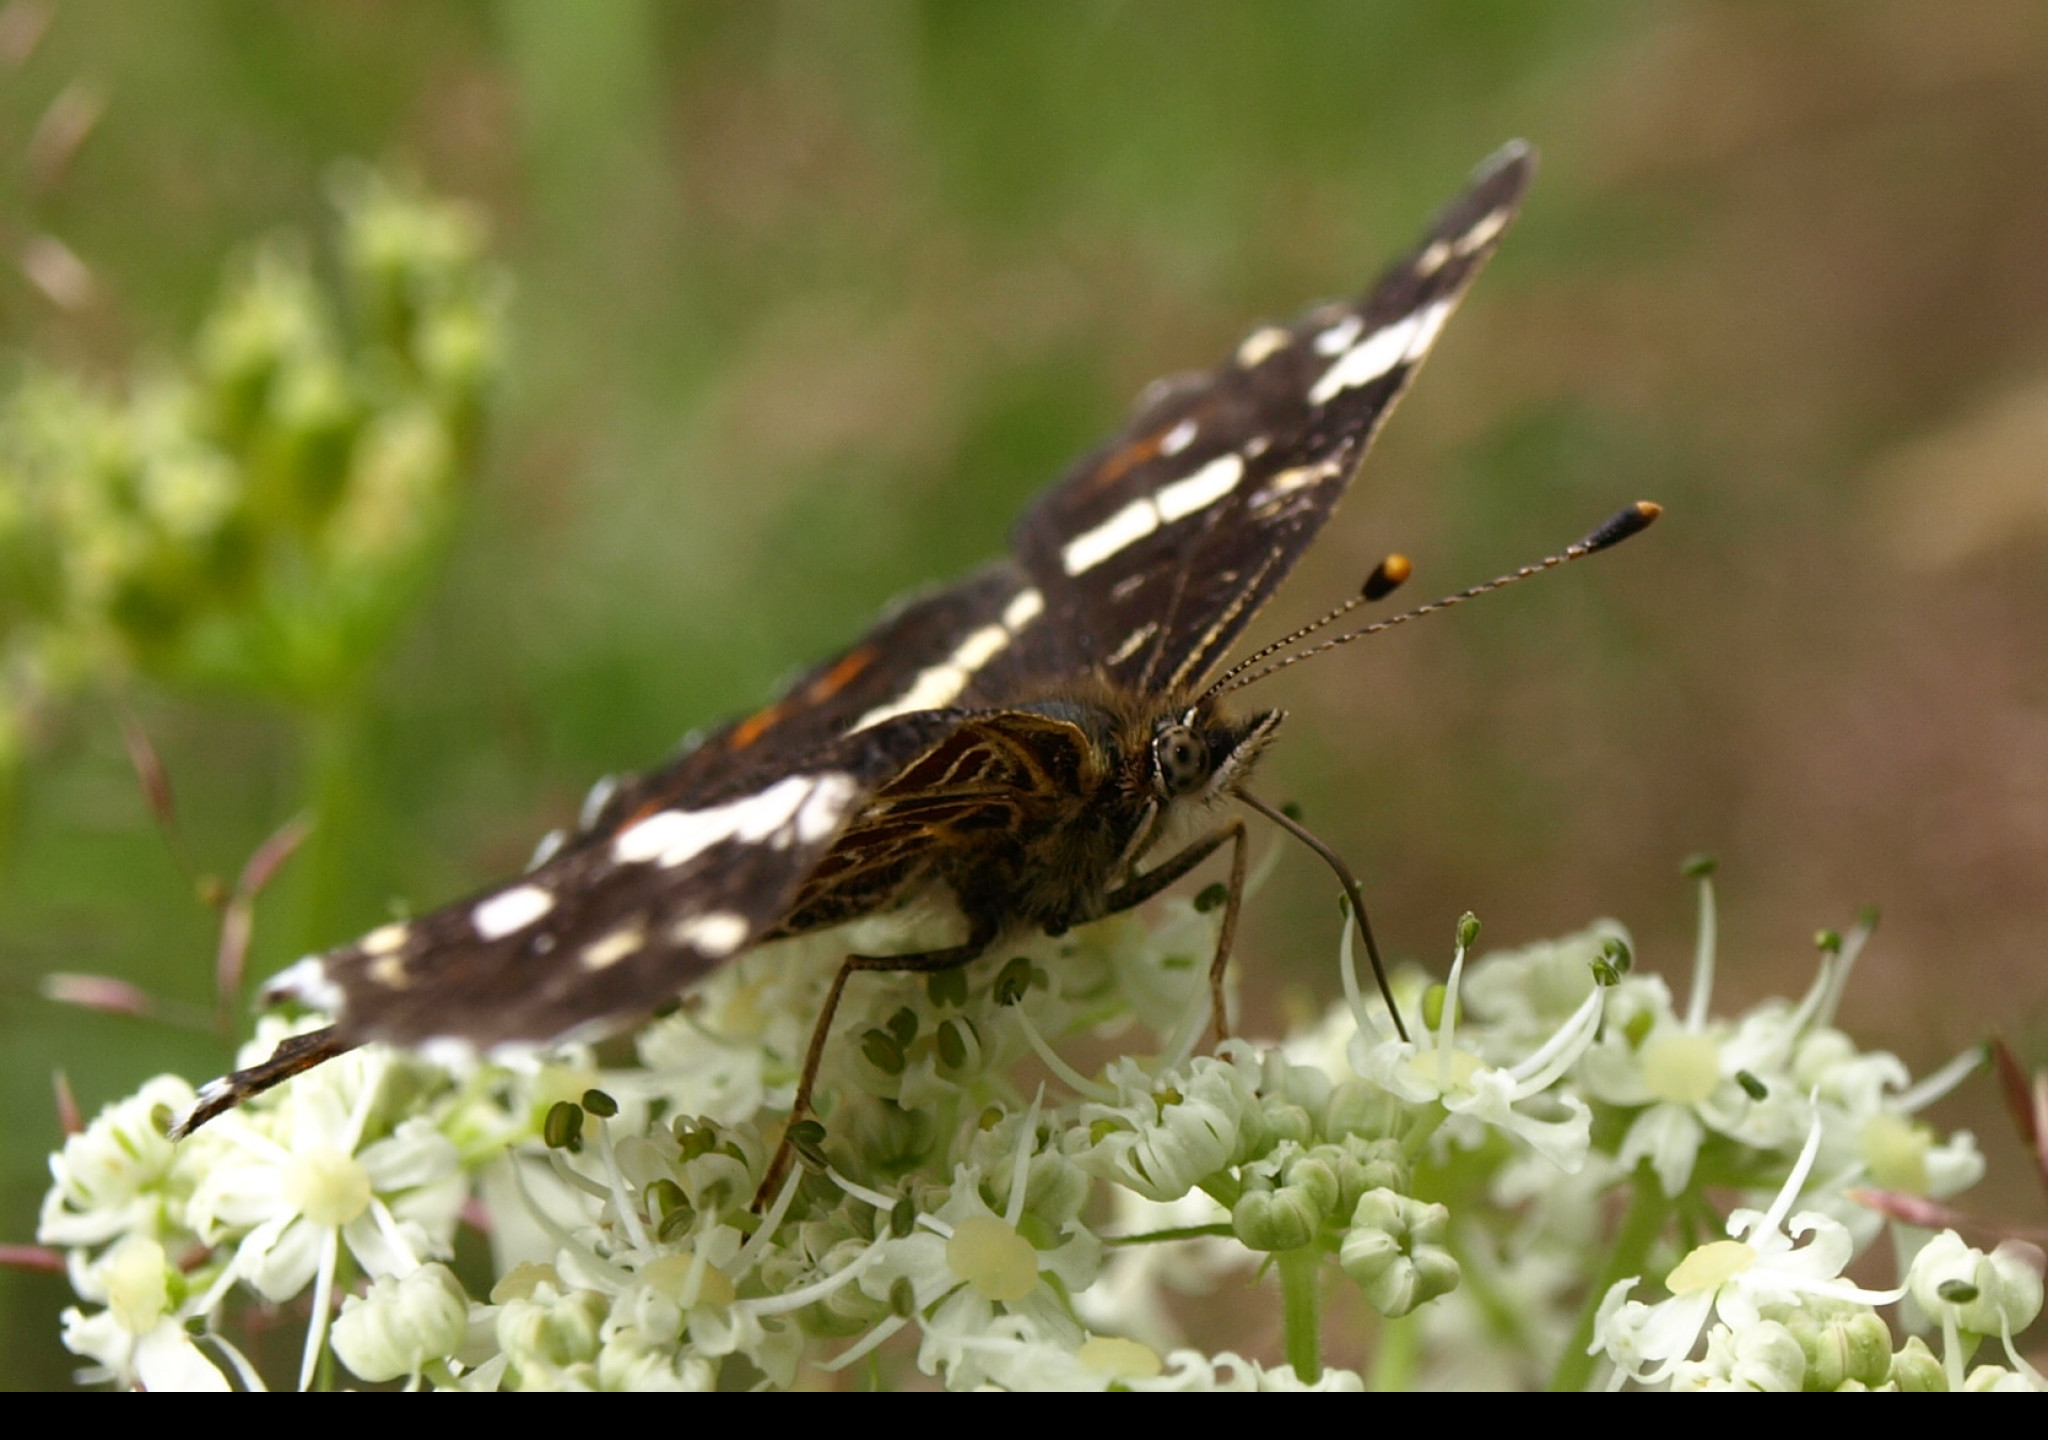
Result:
[1152, 725, 1210, 797]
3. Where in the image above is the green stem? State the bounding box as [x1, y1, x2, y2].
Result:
[1276, 1246, 1324, 1385]
[1104, 1223, 1237, 1247]
[295, 697, 372, 963]
[1369, 1312, 1420, 1392]
[1549, 1163, 1670, 1391]
[1400, 1105, 1448, 1165]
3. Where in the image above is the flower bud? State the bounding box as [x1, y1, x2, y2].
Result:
[1232, 1181, 1322, 1253]
[1786, 1305, 1893, 1391]
[495, 1281, 608, 1372]
[332, 1263, 472, 1382]
[1889, 1335, 1946, 1392]
[1339, 1189, 1457, 1317]
[1908, 1231, 2045, 1338]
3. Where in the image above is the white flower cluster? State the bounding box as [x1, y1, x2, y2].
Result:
[36, 869, 2039, 1390]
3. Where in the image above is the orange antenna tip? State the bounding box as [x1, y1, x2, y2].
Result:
[1583, 500, 1662, 553]
[1363, 554, 1412, 602]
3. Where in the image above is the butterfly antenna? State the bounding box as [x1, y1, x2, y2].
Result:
[1199, 553, 1414, 705]
[1236, 790, 1409, 1042]
[1216, 501, 1661, 696]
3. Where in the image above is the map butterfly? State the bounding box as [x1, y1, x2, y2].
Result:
[177, 141, 1655, 1193]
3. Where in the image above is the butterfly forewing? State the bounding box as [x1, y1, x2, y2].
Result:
[234, 142, 1535, 1091]
[1011, 142, 1533, 694]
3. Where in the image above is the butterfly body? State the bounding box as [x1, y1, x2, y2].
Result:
[180, 142, 1543, 1139]
[770, 687, 1281, 946]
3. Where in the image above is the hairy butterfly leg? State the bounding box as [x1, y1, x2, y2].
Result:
[753, 919, 998, 1209]
[1098, 820, 1248, 1047]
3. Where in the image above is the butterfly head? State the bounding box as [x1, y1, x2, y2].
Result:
[1150, 702, 1283, 807]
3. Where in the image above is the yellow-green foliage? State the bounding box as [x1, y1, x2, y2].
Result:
[0, 171, 501, 770]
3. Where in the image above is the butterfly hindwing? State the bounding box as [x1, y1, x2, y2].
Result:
[267, 709, 970, 1052]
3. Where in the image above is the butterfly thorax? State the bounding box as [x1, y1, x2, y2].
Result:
[771, 683, 1282, 946]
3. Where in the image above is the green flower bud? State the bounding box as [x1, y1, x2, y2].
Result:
[1908, 1232, 2045, 1338]
[1339, 1189, 1458, 1317]
[1788, 1305, 1893, 1391]
[1322, 1080, 1403, 1143]
[1232, 1181, 1323, 1253]
[1259, 1100, 1315, 1150]
[1961, 1365, 2034, 1391]
[1281, 1151, 1341, 1219]
[331, 1263, 472, 1383]
[1890, 1335, 1946, 1392]
[495, 1283, 608, 1372]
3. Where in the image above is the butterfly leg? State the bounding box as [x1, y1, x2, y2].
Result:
[1098, 819, 1248, 1046]
[755, 919, 998, 1209]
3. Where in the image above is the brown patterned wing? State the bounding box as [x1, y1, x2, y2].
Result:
[263, 709, 973, 1055]
[1008, 142, 1535, 694]
[772, 710, 1102, 936]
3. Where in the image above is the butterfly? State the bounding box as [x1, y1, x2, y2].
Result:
[178, 140, 1650, 1192]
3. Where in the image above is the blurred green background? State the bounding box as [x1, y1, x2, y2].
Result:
[6, 1, 2048, 1387]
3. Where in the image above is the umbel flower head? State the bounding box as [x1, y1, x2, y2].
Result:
[32, 865, 2025, 1391]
